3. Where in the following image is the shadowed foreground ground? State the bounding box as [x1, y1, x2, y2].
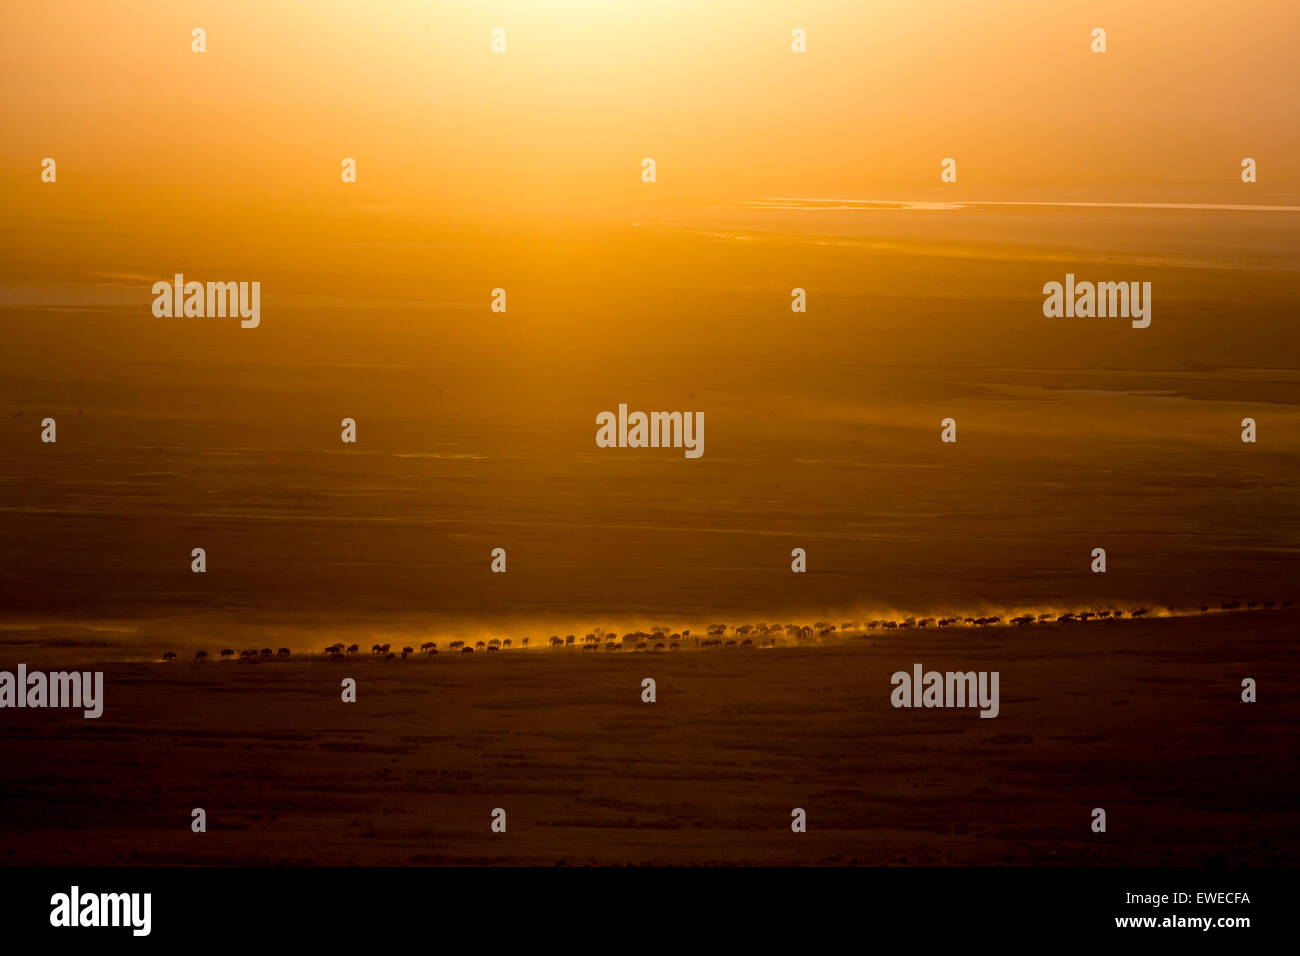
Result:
[1, 610, 1296, 866]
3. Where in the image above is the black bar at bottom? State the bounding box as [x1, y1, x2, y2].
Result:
[0, 866, 1279, 943]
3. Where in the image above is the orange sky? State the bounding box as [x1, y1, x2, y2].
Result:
[3, 0, 1298, 232]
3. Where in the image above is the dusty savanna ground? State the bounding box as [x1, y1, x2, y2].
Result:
[1, 611, 1296, 866]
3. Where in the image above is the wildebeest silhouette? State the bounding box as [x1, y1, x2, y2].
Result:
[260, 648, 273, 658]
[670, 641, 680, 650]
[371, 643, 383, 654]
[220, 648, 234, 660]
[724, 639, 737, 648]
[347, 644, 359, 654]
[549, 636, 564, 647]
[194, 649, 208, 661]
[488, 644, 500, 653]
[462, 646, 473, 654]
[277, 648, 290, 658]
[401, 646, 413, 659]
[325, 643, 345, 656]
[428, 647, 438, 656]
[162, 651, 176, 662]
[420, 642, 436, 653]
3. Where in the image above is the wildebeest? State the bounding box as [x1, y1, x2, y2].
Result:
[220, 648, 234, 660]
[162, 651, 176, 662]
[346, 644, 359, 654]
[401, 646, 413, 659]
[194, 649, 208, 661]
[488, 644, 500, 653]
[461, 646, 473, 654]
[277, 648, 290, 658]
